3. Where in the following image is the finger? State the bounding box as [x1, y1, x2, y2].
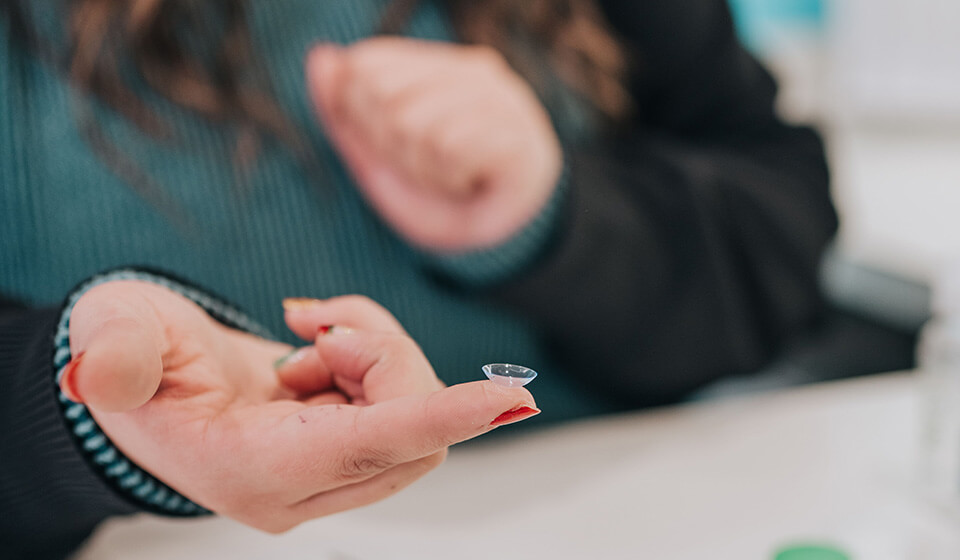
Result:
[66, 282, 168, 413]
[403, 98, 508, 198]
[349, 382, 539, 461]
[308, 40, 495, 198]
[290, 451, 445, 519]
[362, 84, 493, 197]
[273, 346, 334, 394]
[339, 44, 452, 117]
[282, 294, 406, 341]
[314, 328, 441, 402]
[307, 52, 405, 212]
[305, 44, 345, 126]
[307, 41, 443, 121]
[345, 38, 501, 78]
[339, 73, 453, 174]
[303, 391, 351, 407]
[280, 381, 538, 491]
[332, 44, 501, 199]
[306, 46, 418, 225]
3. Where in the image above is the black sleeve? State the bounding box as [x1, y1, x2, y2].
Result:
[0, 268, 248, 559]
[491, 0, 839, 406]
[0, 295, 138, 560]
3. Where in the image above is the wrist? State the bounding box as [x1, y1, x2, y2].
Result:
[422, 160, 571, 288]
[54, 268, 272, 515]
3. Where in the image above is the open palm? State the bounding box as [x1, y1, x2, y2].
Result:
[63, 281, 538, 532]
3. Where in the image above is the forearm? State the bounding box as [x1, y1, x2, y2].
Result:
[0, 268, 257, 558]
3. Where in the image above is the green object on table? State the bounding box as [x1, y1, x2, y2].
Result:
[774, 545, 850, 560]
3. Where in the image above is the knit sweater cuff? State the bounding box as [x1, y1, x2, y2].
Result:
[423, 165, 570, 289]
[53, 268, 273, 516]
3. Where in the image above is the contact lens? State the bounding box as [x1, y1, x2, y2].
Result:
[482, 363, 537, 387]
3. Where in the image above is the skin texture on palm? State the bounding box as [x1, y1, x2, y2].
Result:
[306, 38, 564, 252]
[62, 281, 538, 533]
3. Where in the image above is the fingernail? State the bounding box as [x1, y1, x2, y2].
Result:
[273, 347, 309, 371]
[317, 325, 354, 336]
[490, 405, 540, 427]
[60, 353, 85, 403]
[283, 298, 323, 312]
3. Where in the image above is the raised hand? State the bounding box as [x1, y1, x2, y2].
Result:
[62, 281, 538, 532]
[306, 38, 563, 252]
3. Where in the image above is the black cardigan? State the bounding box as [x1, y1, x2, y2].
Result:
[492, 0, 837, 405]
[0, 0, 838, 557]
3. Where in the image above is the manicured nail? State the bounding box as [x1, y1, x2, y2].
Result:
[282, 298, 323, 312]
[490, 405, 540, 427]
[273, 348, 309, 371]
[317, 325, 354, 336]
[60, 353, 85, 403]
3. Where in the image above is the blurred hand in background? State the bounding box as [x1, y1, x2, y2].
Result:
[306, 38, 563, 252]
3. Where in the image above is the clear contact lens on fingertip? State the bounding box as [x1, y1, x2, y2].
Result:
[482, 363, 537, 387]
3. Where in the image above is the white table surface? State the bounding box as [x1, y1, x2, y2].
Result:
[828, 126, 960, 284]
[76, 373, 960, 560]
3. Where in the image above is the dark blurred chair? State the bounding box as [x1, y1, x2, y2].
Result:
[694, 243, 924, 399]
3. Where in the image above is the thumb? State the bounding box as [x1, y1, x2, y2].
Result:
[306, 43, 396, 197]
[62, 282, 167, 413]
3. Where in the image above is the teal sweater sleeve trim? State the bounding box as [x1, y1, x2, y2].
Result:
[53, 269, 273, 516]
[422, 164, 570, 288]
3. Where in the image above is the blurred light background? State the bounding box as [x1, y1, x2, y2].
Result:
[699, 0, 959, 394]
[738, 0, 959, 306]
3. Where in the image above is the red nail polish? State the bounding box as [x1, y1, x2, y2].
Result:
[316, 325, 354, 336]
[60, 353, 85, 403]
[490, 405, 540, 427]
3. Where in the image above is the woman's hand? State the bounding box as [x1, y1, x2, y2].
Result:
[62, 281, 537, 533]
[306, 38, 563, 252]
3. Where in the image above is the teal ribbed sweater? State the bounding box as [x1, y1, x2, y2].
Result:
[0, 1, 607, 420]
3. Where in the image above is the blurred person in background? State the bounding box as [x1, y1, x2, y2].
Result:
[0, 0, 837, 557]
